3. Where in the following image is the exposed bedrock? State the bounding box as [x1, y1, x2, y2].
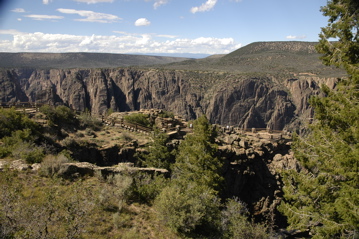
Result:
[0, 68, 335, 130]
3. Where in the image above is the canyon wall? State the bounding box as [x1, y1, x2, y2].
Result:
[0, 68, 336, 130]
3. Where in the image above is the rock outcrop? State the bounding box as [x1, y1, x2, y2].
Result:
[0, 68, 336, 131]
[218, 128, 295, 227]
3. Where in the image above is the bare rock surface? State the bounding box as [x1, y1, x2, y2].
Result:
[0, 68, 338, 131]
[218, 129, 298, 227]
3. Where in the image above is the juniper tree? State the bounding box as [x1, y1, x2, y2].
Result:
[279, 0, 359, 237]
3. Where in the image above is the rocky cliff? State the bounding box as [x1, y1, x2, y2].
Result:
[0, 67, 337, 131]
[0, 42, 346, 130]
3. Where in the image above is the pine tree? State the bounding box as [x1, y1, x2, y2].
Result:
[172, 115, 223, 191]
[154, 115, 223, 236]
[139, 127, 174, 171]
[279, 0, 359, 237]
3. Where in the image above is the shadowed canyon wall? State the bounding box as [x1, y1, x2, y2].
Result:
[0, 68, 336, 130]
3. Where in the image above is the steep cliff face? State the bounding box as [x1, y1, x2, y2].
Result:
[0, 68, 335, 130]
[206, 78, 296, 130]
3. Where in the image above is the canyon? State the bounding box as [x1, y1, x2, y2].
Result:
[0, 42, 345, 131]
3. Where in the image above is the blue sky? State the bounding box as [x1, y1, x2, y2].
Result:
[0, 0, 329, 55]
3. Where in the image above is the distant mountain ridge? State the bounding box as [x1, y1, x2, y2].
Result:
[158, 41, 344, 78]
[0, 52, 192, 69]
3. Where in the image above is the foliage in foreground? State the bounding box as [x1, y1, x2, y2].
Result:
[0, 168, 175, 239]
[155, 116, 270, 238]
[0, 109, 272, 238]
[280, 0, 359, 237]
[0, 108, 45, 163]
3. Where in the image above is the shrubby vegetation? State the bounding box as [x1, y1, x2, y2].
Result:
[1, 1, 357, 237]
[0, 107, 40, 138]
[40, 105, 78, 128]
[78, 110, 102, 131]
[0, 108, 44, 163]
[155, 116, 269, 238]
[124, 113, 152, 128]
[158, 110, 174, 118]
[0, 110, 271, 238]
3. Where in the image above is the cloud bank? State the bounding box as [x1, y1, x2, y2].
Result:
[191, 0, 217, 13]
[0, 31, 241, 54]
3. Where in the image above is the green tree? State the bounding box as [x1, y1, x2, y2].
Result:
[155, 116, 223, 237]
[279, 1, 359, 237]
[139, 127, 175, 171]
[172, 115, 222, 191]
[316, 0, 359, 76]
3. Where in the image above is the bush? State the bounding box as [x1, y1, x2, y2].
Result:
[40, 105, 78, 127]
[154, 183, 221, 236]
[78, 112, 102, 131]
[124, 113, 151, 127]
[128, 173, 168, 204]
[221, 198, 270, 239]
[40, 154, 71, 177]
[22, 147, 44, 164]
[11, 141, 45, 164]
[98, 174, 133, 211]
[1, 129, 44, 163]
[0, 108, 40, 138]
[158, 110, 174, 118]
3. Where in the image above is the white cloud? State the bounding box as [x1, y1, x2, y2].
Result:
[135, 18, 151, 26]
[286, 35, 307, 40]
[0, 31, 241, 54]
[154, 0, 168, 9]
[156, 34, 177, 38]
[57, 8, 121, 23]
[43, 0, 52, 4]
[0, 29, 25, 35]
[17, 18, 22, 21]
[191, 0, 217, 14]
[11, 8, 25, 13]
[79, 34, 96, 46]
[113, 31, 177, 39]
[25, 15, 64, 20]
[73, 0, 114, 3]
